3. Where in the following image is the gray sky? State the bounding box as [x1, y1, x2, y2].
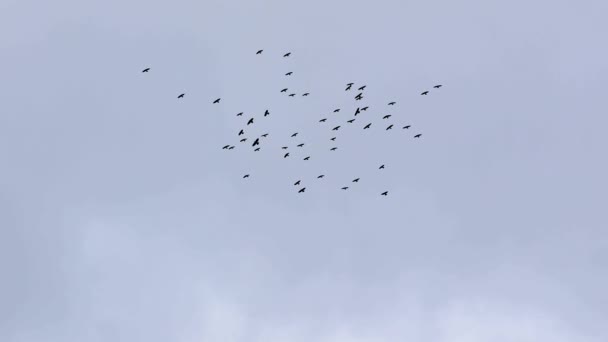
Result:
[1, 0, 607, 341]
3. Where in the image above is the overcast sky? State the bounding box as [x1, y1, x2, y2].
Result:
[1, 0, 607, 341]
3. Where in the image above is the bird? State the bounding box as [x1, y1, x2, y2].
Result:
[281, 146, 289, 150]
[341, 187, 349, 190]
[281, 88, 288, 93]
[264, 110, 270, 117]
[355, 108, 361, 116]
[243, 174, 250, 178]
[297, 143, 304, 147]
[352, 178, 360, 183]
[142, 68, 150, 72]
[283, 52, 291, 57]
[254, 147, 260, 151]
[381, 191, 388, 196]
[222, 145, 230, 149]
[361, 106, 368, 111]
[298, 187, 306, 193]
[284, 152, 290, 158]
[363, 123, 371, 129]
[302, 93, 310, 96]
[383, 115, 391, 119]
[347, 119, 355, 123]
[355, 95, 363, 101]
[213, 98, 220, 103]
[386, 124, 393, 130]
[379, 164, 385, 169]
[403, 125, 411, 129]
[247, 118, 254, 125]
[238, 129, 244, 136]
[330, 137, 336, 141]
[228, 146, 235, 150]
[289, 93, 296, 97]
[345, 83, 353, 91]
[256, 49, 263, 54]
[330, 147, 337, 151]
[178, 93, 185, 99]
[291, 132, 298, 137]
[261, 133, 269, 138]
[414, 134, 422, 138]
[317, 175, 325, 179]
[333, 109, 340, 113]
[332, 125, 341, 131]
[319, 118, 327, 122]
[434, 84, 442, 88]
[388, 102, 396, 105]
[355, 92, 363, 98]
[285, 72, 293, 76]
[303, 156, 310, 160]
[294, 180, 301, 186]
[236, 112, 243, 116]
[358, 85, 366, 91]
[421, 91, 429, 95]
[240, 138, 247, 142]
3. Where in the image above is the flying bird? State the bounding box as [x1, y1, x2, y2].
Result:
[282, 146, 289, 150]
[240, 138, 247, 142]
[283, 52, 291, 57]
[222, 145, 230, 149]
[355, 108, 361, 116]
[421, 91, 429, 95]
[403, 125, 411, 129]
[228, 146, 235, 150]
[352, 178, 360, 182]
[330, 147, 337, 151]
[254, 147, 260, 151]
[243, 174, 250, 178]
[355, 92, 363, 98]
[261, 133, 269, 138]
[414, 134, 422, 138]
[264, 110, 270, 117]
[247, 118, 254, 125]
[302, 93, 310, 96]
[291, 132, 298, 137]
[142, 68, 150, 72]
[177, 93, 185, 99]
[281, 88, 288, 93]
[317, 175, 325, 179]
[284, 152, 290, 158]
[388, 102, 396, 105]
[285, 72, 293, 76]
[434, 84, 442, 88]
[332, 125, 341, 131]
[297, 143, 304, 147]
[381, 191, 388, 196]
[383, 115, 391, 119]
[345, 83, 353, 91]
[361, 106, 368, 111]
[238, 129, 244, 136]
[347, 119, 355, 123]
[298, 187, 306, 193]
[236, 112, 243, 116]
[333, 109, 340, 113]
[386, 124, 393, 130]
[294, 180, 301, 186]
[289, 93, 296, 97]
[213, 98, 220, 103]
[379, 164, 385, 169]
[256, 49, 263, 54]
[303, 156, 310, 160]
[319, 118, 327, 122]
[363, 123, 371, 129]
[341, 187, 349, 190]
[330, 137, 336, 141]
[358, 85, 366, 91]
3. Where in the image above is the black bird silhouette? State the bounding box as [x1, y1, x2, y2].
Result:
[330, 137, 336, 141]
[294, 180, 301, 186]
[355, 92, 363, 98]
[358, 85, 366, 91]
[142, 68, 150, 72]
[247, 118, 254, 125]
[289, 93, 296, 97]
[261, 133, 269, 137]
[297, 143, 304, 147]
[298, 187, 306, 193]
[302, 93, 310, 96]
[352, 178, 360, 182]
[332, 126, 341, 131]
[303, 156, 310, 160]
[285, 72, 293, 76]
[355, 95, 363, 101]
[264, 110, 270, 117]
[243, 174, 250, 178]
[347, 119, 355, 123]
[341, 187, 349, 190]
[213, 98, 220, 103]
[281, 88, 288, 93]
[333, 109, 340, 113]
[421, 91, 429, 95]
[291, 132, 298, 137]
[355, 108, 361, 116]
[319, 118, 327, 122]
[238, 129, 244, 136]
[383, 115, 391, 119]
[330, 147, 337, 151]
[403, 125, 411, 129]
[317, 175, 325, 179]
[345, 83, 353, 91]
[364, 123, 371, 129]
[414, 134, 422, 138]
[284, 152, 290, 158]
[256, 49, 263, 54]
[240, 138, 247, 142]
[434, 84, 442, 88]
[283, 52, 291, 57]
[237, 112, 243, 116]
[386, 124, 393, 130]
[222, 145, 230, 149]
[379, 164, 385, 169]
[228, 146, 235, 150]
[381, 191, 388, 196]
[178, 93, 185, 98]
[388, 102, 396, 105]
[282, 146, 289, 149]
[254, 147, 260, 151]
[361, 106, 368, 111]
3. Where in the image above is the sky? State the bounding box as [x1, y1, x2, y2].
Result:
[1, 0, 607, 341]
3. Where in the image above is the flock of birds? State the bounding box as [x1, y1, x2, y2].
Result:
[141, 49, 443, 196]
